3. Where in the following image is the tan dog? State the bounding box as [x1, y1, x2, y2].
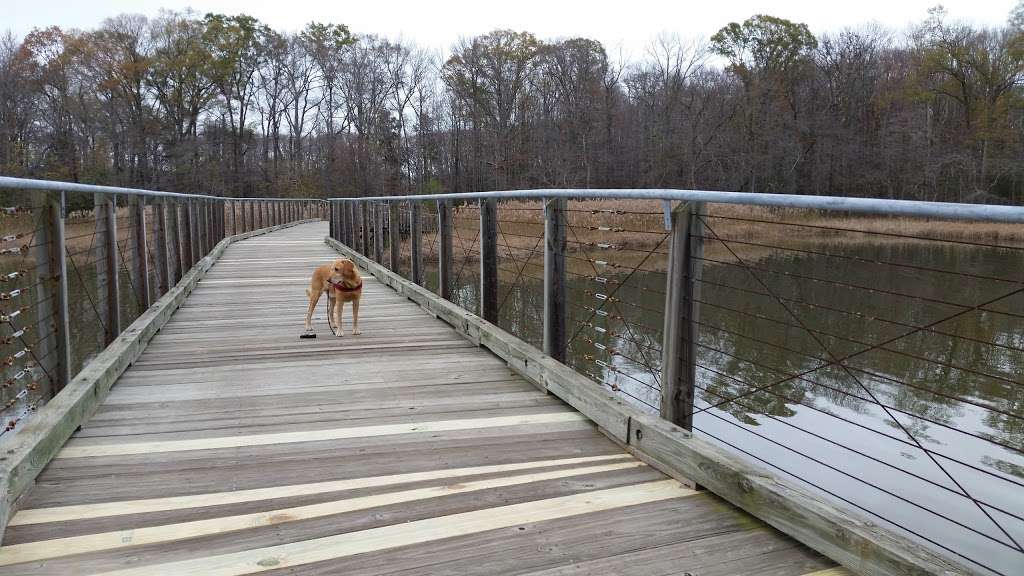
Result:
[304, 258, 363, 336]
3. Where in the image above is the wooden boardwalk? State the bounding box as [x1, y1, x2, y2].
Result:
[0, 223, 842, 575]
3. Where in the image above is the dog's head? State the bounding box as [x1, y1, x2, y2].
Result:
[332, 258, 357, 279]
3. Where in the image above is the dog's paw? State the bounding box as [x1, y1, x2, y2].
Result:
[336, 331, 345, 338]
[352, 329, 362, 336]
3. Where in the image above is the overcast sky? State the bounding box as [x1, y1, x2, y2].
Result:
[6, 0, 1019, 56]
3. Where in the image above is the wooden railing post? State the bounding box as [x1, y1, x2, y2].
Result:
[360, 201, 370, 256]
[329, 202, 336, 239]
[480, 198, 498, 322]
[182, 199, 195, 269]
[31, 191, 71, 393]
[168, 200, 183, 283]
[389, 201, 401, 272]
[132, 196, 152, 309]
[544, 197, 567, 362]
[153, 198, 169, 296]
[94, 193, 121, 344]
[660, 201, 704, 431]
[438, 199, 452, 300]
[374, 202, 385, 264]
[347, 202, 356, 247]
[411, 201, 423, 285]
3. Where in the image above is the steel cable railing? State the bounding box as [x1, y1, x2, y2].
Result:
[328, 189, 1023, 576]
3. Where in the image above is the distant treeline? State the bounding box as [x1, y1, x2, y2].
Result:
[1, 5, 1022, 203]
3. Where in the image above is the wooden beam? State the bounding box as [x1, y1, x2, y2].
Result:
[411, 201, 423, 285]
[389, 201, 401, 273]
[325, 236, 976, 576]
[660, 201, 702, 430]
[438, 199, 452, 300]
[374, 202, 384, 264]
[94, 193, 121, 344]
[544, 197, 567, 362]
[479, 198, 498, 323]
[132, 197, 152, 310]
[167, 200, 183, 283]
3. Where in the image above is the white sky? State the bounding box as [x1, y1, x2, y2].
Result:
[5, 0, 1019, 56]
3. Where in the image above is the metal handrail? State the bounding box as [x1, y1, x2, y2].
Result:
[0, 176, 324, 203]
[327, 189, 1024, 223]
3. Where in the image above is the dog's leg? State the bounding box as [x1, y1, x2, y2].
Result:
[352, 298, 362, 335]
[304, 287, 321, 331]
[334, 298, 345, 337]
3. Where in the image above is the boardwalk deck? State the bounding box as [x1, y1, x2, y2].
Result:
[0, 222, 843, 575]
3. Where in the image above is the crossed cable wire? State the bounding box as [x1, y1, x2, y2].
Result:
[694, 214, 1024, 556]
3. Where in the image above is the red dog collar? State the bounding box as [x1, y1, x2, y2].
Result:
[328, 279, 362, 292]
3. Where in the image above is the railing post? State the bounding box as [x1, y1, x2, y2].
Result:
[362, 201, 374, 255]
[389, 201, 401, 272]
[438, 199, 452, 300]
[94, 193, 121, 344]
[330, 202, 338, 240]
[32, 191, 71, 393]
[153, 198, 169, 296]
[182, 199, 195, 269]
[132, 197, 151, 309]
[168, 200, 183, 282]
[374, 202, 385, 264]
[199, 199, 208, 257]
[346, 202, 355, 246]
[660, 201, 704, 431]
[544, 197, 567, 362]
[480, 198, 498, 323]
[411, 201, 423, 285]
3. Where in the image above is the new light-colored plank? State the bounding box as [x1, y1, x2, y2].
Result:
[93, 480, 690, 576]
[0, 461, 656, 565]
[10, 454, 630, 526]
[56, 412, 588, 458]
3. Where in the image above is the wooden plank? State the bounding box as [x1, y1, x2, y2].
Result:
[56, 412, 588, 458]
[10, 455, 630, 526]
[87, 480, 689, 576]
[324, 235, 977, 576]
[0, 461, 653, 565]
